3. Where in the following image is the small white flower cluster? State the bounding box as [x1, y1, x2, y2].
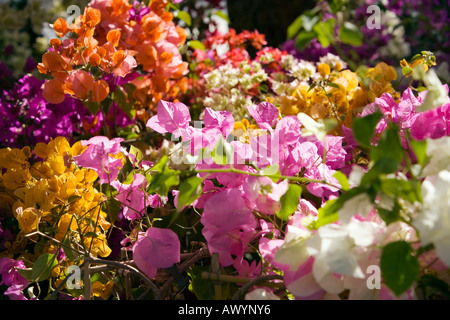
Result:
[202, 60, 268, 118]
[318, 53, 348, 70]
[378, 10, 411, 59]
[270, 54, 320, 97]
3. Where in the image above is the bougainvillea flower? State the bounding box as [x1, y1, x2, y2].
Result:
[146, 100, 191, 138]
[246, 102, 280, 132]
[201, 188, 257, 266]
[242, 175, 289, 215]
[111, 173, 156, 220]
[0, 258, 29, 300]
[65, 70, 95, 99]
[91, 79, 110, 102]
[73, 136, 124, 184]
[113, 54, 138, 77]
[203, 108, 235, 137]
[133, 227, 180, 278]
[42, 79, 66, 104]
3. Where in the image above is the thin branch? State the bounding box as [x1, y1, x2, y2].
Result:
[231, 274, 284, 300]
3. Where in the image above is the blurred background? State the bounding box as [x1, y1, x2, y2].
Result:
[1, 0, 448, 85]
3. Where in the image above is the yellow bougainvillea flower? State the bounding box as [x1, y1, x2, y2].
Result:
[55, 213, 79, 241]
[232, 118, 266, 144]
[92, 280, 115, 300]
[0, 146, 31, 170]
[365, 62, 397, 99]
[3, 168, 31, 190]
[15, 207, 41, 234]
[83, 233, 112, 258]
[1, 136, 113, 261]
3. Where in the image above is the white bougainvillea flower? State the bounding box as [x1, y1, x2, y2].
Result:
[338, 192, 374, 224]
[273, 225, 312, 272]
[245, 288, 280, 300]
[416, 69, 450, 112]
[422, 136, 450, 177]
[413, 170, 450, 266]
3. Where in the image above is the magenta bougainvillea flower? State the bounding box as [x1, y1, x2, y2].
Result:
[132, 227, 180, 278]
[201, 188, 257, 266]
[73, 136, 124, 184]
[0, 258, 29, 300]
[111, 173, 163, 220]
[246, 102, 280, 132]
[146, 100, 191, 138]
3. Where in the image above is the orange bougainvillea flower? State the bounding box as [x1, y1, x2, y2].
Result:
[151, 74, 169, 93]
[52, 18, 69, 37]
[106, 29, 121, 47]
[42, 79, 66, 104]
[92, 80, 110, 102]
[89, 52, 101, 66]
[84, 7, 102, 29]
[66, 70, 95, 99]
[49, 38, 62, 50]
[38, 51, 72, 74]
[136, 43, 158, 70]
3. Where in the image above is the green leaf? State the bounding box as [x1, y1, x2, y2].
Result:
[417, 274, 450, 299]
[409, 139, 427, 167]
[309, 187, 367, 229]
[287, 15, 303, 39]
[402, 66, 412, 76]
[63, 238, 77, 261]
[277, 184, 302, 221]
[188, 40, 206, 51]
[333, 171, 349, 191]
[16, 268, 33, 281]
[377, 199, 401, 225]
[148, 156, 180, 196]
[352, 111, 382, 148]
[380, 178, 422, 203]
[313, 19, 335, 48]
[129, 145, 143, 164]
[294, 30, 317, 50]
[327, 82, 341, 89]
[312, 198, 339, 229]
[84, 101, 100, 115]
[339, 22, 363, 47]
[176, 10, 191, 26]
[370, 125, 404, 174]
[32, 253, 58, 282]
[214, 10, 230, 24]
[177, 176, 203, 209]
[381, 241, 420, 296]
[186, 265, 213, 300]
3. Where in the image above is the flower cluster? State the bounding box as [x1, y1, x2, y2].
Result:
[0, 137, 115, 299]
[0, 74, 89, 149]
[36, 0, 188, 138]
